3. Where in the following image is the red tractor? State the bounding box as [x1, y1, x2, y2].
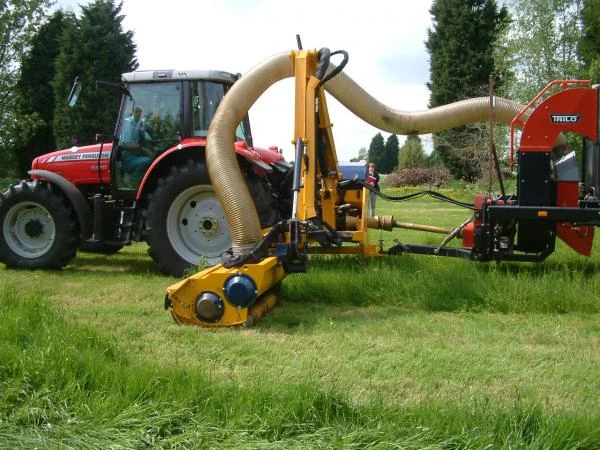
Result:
[0, 70, 292, 276]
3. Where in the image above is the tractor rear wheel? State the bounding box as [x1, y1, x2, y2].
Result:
[0, 180, 79, 269]
[146, 161, 233, 277]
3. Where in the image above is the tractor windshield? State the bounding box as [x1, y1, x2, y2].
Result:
[192, 81, 246, 141]
[115, 82, 182, 189]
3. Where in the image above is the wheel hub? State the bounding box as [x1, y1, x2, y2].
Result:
[3, 202, 56, 258]
[200, 215, 218, 235]
[24, 219, 44, 238]
[166, 185, 232, 266]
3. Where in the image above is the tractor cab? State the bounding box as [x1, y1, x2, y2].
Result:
[112, 70, 251, 193]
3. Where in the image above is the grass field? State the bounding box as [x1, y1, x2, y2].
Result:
[1, 186, 599, 448]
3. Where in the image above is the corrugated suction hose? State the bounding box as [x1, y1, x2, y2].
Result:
[206, 52, 294, 255]
[323, 71, 523, 134]
[207, 50, 547, 258]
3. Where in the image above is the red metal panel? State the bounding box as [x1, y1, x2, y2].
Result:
[32, 143, 113, 185]
[462, 195, 484, 249]
[520, 87, 598, 152]
[555, 181, 594, 256]
[556, 180, 579, 207]
[557, 222, 594, 256]
[462, 222, 474, 249]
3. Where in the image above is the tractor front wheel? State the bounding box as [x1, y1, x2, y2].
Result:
[0, 180, 79, 269]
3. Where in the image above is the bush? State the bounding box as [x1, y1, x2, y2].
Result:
[384, 168, 451, 188]
[0, 154, 18, 190]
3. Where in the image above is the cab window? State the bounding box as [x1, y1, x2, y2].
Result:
[192, 81, 225, 137]
[115, 82, 182, 189]
[192, 81, 246, 141]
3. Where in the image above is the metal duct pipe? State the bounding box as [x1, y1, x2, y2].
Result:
[207, 50, 549, 258]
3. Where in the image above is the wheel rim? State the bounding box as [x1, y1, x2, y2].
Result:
[166, 185, 232, 266]
[3, 201, 56, 258]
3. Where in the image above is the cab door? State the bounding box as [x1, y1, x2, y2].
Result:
[113, 81, 183, 192]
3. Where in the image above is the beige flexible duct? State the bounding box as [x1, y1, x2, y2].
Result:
[323, 72, 523, 134]
[206, 52, 293, 254]
[207, 50, 548, 257]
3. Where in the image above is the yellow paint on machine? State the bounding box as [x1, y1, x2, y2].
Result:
[166, 256, 286, 327]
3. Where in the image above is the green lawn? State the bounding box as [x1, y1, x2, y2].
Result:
[1, 186, 599, 448]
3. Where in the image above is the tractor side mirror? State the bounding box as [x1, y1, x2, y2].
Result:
[67, 77, 82, 107]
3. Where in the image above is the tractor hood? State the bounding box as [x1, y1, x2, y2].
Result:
[29, 139, 284, 189]
[31, 143, 113, 186]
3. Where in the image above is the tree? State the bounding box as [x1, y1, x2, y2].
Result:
[349, 146, 367, 162]
[580, 0, 600, 83]
[398, 135, 427, 169]
[431, 125, 491, 180]
[380, 134, 399, 173]
[367, 133, 385, 171]
[12, 11, 73, 176]
[53, 0, 138, 148]
[503, 0, 584, 103]
[427, 0, 509, 107]
[426, 0, 509, 180]
[0, 0, 52, 175]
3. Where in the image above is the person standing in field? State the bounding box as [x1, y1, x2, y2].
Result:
[367, 162, 380, 216]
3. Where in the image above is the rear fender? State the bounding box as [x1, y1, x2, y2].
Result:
[28, 169, 92, 239]
[136, 142, 206, 202]
[135, 139, 274, 202]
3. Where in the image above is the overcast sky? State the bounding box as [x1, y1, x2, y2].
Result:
[56, 0, 433, 161]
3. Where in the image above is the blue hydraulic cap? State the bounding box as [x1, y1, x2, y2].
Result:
[224, 274, 258, 308]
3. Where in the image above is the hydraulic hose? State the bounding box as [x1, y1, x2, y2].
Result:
[207, 50, 555, 259]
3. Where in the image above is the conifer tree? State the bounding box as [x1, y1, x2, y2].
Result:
[367, 133, 386, 171]
[381, 134, 399, 173]
[398, 135, 427, 169]
[13, 11, 73, 175]
[53, 0, 137, 147]
[426, 0, 509, 180]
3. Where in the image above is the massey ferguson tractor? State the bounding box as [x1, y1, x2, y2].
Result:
[0, 70, 292, 276]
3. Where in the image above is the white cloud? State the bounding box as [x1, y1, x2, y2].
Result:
[57, 0, 434, 161]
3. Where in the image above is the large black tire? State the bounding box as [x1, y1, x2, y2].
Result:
[0, 180, 79, 269]
[79, 240, 124, 254]
[146, 161, 233, 276]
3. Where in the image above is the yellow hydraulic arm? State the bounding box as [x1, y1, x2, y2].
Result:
[166, 48, 380, 327]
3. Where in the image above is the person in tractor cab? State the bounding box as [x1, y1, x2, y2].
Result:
[120, 105, 153, 177]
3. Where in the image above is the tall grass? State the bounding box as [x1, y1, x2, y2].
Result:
[281, 254, 600, 313]
[0, 182, 599, 447]
[1, 279, 598, 448]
